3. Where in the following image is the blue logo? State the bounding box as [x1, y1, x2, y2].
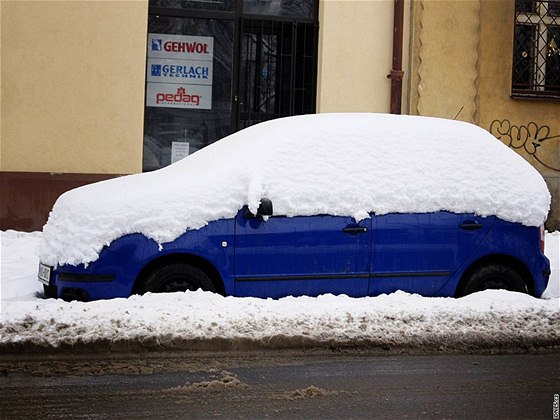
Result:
[151, 39, 162, 51]
[151, 64, 162, 76]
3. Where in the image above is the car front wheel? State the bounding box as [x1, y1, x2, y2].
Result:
[458, 263, 528, 297]
[139, 263, 216, 294]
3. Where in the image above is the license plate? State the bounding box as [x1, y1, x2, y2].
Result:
[38, 263, 52, 285]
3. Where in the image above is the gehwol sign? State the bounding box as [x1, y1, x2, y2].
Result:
[146, 34, 213, 110]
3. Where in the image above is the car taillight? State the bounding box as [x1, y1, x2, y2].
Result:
[539, 225, 545, 253]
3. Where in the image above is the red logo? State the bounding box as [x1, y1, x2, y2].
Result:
[156, 87, 201, 106]
[163, 41, 209, 54]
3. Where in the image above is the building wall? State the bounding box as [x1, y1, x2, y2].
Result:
[1, 0, 148, 174]
[318, 0, 409, 113]
[410, 0, 480, 122]
[477, 0, 559, 230]
[1, 0, 149, 230]
[409, 0, 559, 230]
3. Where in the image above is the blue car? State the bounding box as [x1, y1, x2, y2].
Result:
[37, 114, 551, 301]
[39, 201, 550, 301]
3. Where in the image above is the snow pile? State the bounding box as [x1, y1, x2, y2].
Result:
[1, 290, 559, 351]
[0, 231, 43, 303]
[543, 231, 560, 299]
[38, 113, 551, 266]
[1, 231, 559, 351]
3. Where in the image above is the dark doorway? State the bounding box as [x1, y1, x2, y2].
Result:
[239, 20, 318, 128]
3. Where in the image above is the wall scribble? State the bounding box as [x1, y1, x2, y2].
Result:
[489, 119, 560, 172]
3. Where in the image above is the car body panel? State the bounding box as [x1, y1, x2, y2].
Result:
[43, 209, 550, 301]
[234, 213, 371, 298]
[50, 219, 235, 301]
[370, 213, 494, 296]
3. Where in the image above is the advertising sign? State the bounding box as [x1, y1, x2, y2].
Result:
[148, 34, 213, 61]
[147, 58, 213, 85]
[146, 83, 212, 109]
[146, 33, 213, 110]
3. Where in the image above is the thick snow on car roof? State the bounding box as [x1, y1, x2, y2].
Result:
[39, 113, 550, 266]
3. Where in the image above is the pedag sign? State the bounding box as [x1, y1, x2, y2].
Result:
[146, 33, 213, 110]
[146, 84, 211, 109]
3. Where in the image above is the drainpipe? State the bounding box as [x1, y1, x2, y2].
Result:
[388, 0, 405, 114]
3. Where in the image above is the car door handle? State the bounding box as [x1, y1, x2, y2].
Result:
[460, 222, 483, 230]
[342, 226, 368, 234]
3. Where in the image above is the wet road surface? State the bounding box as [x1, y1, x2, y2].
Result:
[0, 352, 558, 419]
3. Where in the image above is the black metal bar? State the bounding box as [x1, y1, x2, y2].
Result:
[290, 22, 297, 115]
[301, 23, 307, 113]
[278, 22, 285, 115]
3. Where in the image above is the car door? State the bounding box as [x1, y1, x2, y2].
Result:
[234, 209, 371, 298]
[369, 212, 494, 296]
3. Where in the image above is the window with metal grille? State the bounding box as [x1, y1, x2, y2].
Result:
[512, 0, 560, 99]
[239, 20, 318, 129]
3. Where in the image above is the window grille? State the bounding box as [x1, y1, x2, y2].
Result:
[513, 0, 560, 99]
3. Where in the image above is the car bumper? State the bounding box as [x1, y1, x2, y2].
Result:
[533, 254, 551, 297]
[40, 267, 126, 301]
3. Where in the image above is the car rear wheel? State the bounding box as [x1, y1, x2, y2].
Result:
[458, 263, 528, 297]
[139, 263, 215, 294]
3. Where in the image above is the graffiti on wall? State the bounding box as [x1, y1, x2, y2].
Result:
[489, 119, 560, 172]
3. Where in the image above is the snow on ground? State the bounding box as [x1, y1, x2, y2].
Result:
[1, 230, 558, 351]
[39, 114, 551, 267]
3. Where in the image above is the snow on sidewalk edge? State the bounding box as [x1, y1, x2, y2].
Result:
[1, 290, 558, 353]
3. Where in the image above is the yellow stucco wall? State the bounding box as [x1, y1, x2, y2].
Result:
[414, 0, 480, 122]
[1, 0, 148, 174]
[477, 0, 560, 223]
[317, 0, 410, 113]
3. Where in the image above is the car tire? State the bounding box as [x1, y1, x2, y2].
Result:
[139, 263, 216, 294]
[459, 263, 528, 297]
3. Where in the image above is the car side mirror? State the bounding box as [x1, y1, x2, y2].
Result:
[257, 198, 273, 217]
[244, 198, 273, 218]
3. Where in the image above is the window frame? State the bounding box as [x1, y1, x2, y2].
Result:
[511, 0, 560, 100]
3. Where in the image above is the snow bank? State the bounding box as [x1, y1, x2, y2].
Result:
[1, 289, 559, 351]
[38, 113, 550, 266]
[542, 231, 560, 299]
[1, 230, 559, 351]
[0, 230, 43, 302]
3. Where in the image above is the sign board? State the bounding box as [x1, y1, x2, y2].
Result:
[146, 33, 213, 110]
[146, 83, 212, 109]
[148, 34, 214, 61]
[147, 58, 213, 85]
[171, 141, 190, 163]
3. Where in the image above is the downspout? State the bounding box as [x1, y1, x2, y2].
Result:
[388, 0, 405, 114]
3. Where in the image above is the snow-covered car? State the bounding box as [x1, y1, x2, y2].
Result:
[37, 113, 551, 301]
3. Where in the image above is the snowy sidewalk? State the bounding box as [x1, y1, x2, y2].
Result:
[1, 231, 559, 353]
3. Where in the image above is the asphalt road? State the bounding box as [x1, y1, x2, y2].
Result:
[0, 352, 558, 419]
